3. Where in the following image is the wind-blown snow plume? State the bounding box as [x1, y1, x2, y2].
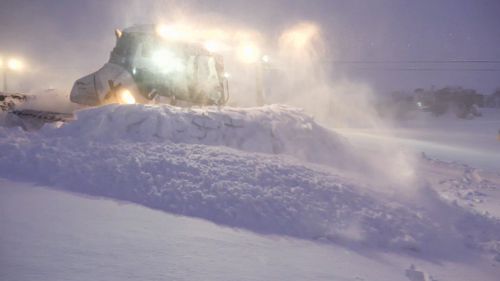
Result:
[267, 22, 420, 191]
[269, 22, 379, 127]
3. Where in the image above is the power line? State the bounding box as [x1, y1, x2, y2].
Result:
[327, 60, 500, 64]
[347, 67, 500, 72]
[322, 59, 500, 72]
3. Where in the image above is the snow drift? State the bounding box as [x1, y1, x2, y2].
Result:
[47, 104, 350, 167]
[0, 104, 499, 261]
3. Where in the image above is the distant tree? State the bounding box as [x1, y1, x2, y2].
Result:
[428, 87, 482, 118]
[414, 88, 425, 94]
[486, 88, 500, 108]
[430, 87, 451, 116]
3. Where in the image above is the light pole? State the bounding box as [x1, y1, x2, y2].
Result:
[1, 57, 24, 92]
[255, 55, 271, 106]
[0, 57, 4, 92]
[2, 67, 6, 92]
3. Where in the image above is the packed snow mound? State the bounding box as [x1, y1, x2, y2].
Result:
[1, 104, 500, 261]
[1, 130, 500, 260]
[48, 104, 349, 166]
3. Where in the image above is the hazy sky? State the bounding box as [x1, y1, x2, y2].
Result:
[1, 0, 499, 93]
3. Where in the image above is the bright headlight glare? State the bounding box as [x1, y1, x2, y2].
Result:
[118, 89, 136, 104]
[152, 49, 184, 73]
[152, 49, 173, 66]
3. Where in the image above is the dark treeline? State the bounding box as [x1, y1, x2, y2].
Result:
[376, 87, 500, 120]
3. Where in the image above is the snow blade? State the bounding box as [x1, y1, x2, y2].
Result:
[5, 109, 73, 131]
[0, 92, 28, 112]
[10, 109, 74, 123]
[1, 92, 74, 130]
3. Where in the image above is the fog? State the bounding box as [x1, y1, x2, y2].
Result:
[1, 0, 499, 188]
[1, 0, 500, 93]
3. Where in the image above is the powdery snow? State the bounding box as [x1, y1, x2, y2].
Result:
[2, 181, 498, 281]
[1, 104, 500, 267]
[339, 108, 500, 171]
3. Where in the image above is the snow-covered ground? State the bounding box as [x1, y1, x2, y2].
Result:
[338, 109, 500, 171]
[1, 104, 500, 280]
[2, 180, 499, 281]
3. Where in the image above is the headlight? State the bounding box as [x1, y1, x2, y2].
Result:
[118, 89, 136, 104]
[152, 49, 184, 74]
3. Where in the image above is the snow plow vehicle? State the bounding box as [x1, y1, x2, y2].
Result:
[1, 24, 230, 130]
[70, 24, 229, 107]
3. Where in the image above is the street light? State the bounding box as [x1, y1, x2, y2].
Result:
[237, 43, 261, 64]
[7, 58, 24, 71]
[236, 43, 272, 106]
[1, 56, 25, 92]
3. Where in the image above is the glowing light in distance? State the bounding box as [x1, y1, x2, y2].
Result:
[223, 72, 230, 78]
[118, 89, 136, 104]
[280, 22, 320, 50]
[237, 43, 261, 64]
[261, 55, 270, 63]
[7, 58, 24, 71]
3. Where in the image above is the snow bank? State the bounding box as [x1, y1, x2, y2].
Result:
[0, 136, 445, 251]
[47, 104, 349, 166]
[0, 104, 499, 260]
[1, 127, 500, 260]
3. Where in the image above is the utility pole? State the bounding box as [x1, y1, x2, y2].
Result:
[3, 68, 7, 92]
[255, 62, 264, 106]
[256, 56, 271, 106]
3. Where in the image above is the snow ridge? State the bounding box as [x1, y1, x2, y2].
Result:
[0, 136, 469, 256]
[47, 104, 349, 166]
[0, 104, 499, 261]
